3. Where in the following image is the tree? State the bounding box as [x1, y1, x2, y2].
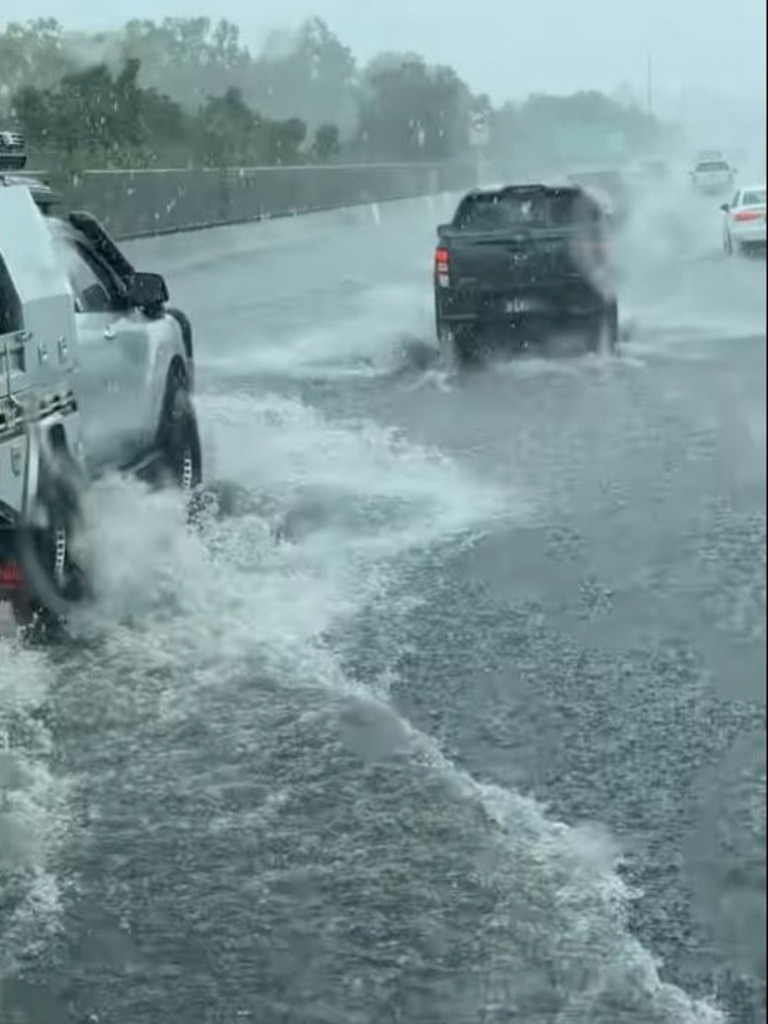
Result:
[356, 53, 471, 161]
[311, 122, 340, 161]
[266, 118, 307, 165]
[13, 58, 189, 167]
[3, 15, 673, 172]
[134, 86, 189, 166]
[195, 86, 265, 166]
[12, 86, 54, 146]
[250, 18, 357, 132]
[118, 17, 252, 109]
[0, 19, 74, 114]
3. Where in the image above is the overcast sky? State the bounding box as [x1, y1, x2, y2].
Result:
[2, 0, 765, 106]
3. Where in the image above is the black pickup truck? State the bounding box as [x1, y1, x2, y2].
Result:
[434, 184, 619, 362]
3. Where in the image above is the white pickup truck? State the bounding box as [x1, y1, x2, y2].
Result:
[1, 172, 202, 629]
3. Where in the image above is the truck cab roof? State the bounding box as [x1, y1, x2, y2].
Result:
[0, 173, 58, 214]
[448, 183, 604, 234]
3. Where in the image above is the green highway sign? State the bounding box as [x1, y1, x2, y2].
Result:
[552, 124, 627, 162]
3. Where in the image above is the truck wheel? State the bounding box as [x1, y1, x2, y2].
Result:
[436, 320, 456, 365]
[438, 323, 480, 368]
[451, 324, 483, 367]
[584, 302, 619, 355]
[434, 297, 444, 344]
[155, 364, 202, 496]
[12, 445, 89, 633]
[435, 304, 458, 364]
[605, 301, 619, 353]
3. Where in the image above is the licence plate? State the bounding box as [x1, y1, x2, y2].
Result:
[505, 298, 536, 313]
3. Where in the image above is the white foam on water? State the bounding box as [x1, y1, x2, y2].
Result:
[71, 388, 513, 640]
[48, 386, 725, 1022]
[197, 282, 435, 381]
[0, 637, 69, 978]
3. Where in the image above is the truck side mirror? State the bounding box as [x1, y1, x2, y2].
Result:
[126, 272, 168, 310]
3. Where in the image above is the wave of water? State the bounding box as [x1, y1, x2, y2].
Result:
[0, 383, 726, 1021]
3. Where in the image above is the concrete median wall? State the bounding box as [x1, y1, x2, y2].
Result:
[64, 160, 484, 240]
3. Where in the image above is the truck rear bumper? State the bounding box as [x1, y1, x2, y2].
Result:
[437, 302, 608, 329]
[435, 289, 618, 355]
[436, 285, 609, 324]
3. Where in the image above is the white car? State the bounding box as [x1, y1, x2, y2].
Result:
[722, 184, 767, 255]
[690, 158, 735, 195]
[1, 171, 202, 628]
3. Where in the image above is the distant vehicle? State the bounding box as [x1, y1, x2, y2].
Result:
[433, 184, 619, 364]
[690, 158, 736, 195]
[0, 128, 57, 211]
[696, 148, 725, 162]
[721, 184, 766, 255]
[0, 128, 26, 171]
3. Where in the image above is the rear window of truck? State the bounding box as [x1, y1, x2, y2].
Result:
[453, 190, 588, 231]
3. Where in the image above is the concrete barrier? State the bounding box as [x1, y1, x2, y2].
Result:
[64, 160, 484, 240]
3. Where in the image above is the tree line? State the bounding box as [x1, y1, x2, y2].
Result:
[0, 16, 676, 172]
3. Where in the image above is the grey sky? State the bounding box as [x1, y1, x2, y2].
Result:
[2, 0, 765, 106]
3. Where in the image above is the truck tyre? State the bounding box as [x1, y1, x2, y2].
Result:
[154, 363, 202, 497]
[12, 444, 89, 633]
[438, 322, 482, 369]
[454, 324, 483, 366]
[584, 301, 619, 355]
[436, 318, 457, 365]
[605, 300, 619, 353]
[436, 294, 483, 369]
[435, 301, 457, 362]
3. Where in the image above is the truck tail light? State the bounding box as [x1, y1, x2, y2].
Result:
[0, 560, 24, 590]
[574, 236, 605, 267]
[733, 209, 762, 222]
[434, 246, 450, 287]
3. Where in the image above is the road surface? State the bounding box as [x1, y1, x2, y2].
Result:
[1, 184, 765, 1023]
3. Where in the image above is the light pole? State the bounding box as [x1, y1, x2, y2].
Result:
[469, 111, 490, 186]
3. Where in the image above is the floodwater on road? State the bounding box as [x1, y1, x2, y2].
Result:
[1, 184, 765, 1024]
